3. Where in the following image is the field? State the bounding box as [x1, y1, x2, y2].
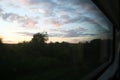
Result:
[0, 39, 112, 80]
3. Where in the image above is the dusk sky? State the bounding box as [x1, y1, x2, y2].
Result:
[0, 0, 112, 43]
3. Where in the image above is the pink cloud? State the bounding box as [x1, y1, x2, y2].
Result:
[44, 16, 71, 27]
[18, 0, 53, 7]
[51, 20, 61, 27]
[16, 15, 38, 27]
[0, 10, 38, 27]
[49, 16, 70, 27]
[44, 19, 61, 27]
[31, 8, 48, 15]
[38, 8, 47, 14]
[44, 16, 69, 27]
[25, 18, 37, 27]
[60, 15, 70, 23]
[19, 0, 30, 6]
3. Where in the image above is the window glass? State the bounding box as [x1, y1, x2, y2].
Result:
[0, 0, 113, 80]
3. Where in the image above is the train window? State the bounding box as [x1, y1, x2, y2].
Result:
[0, 0, 113, 80]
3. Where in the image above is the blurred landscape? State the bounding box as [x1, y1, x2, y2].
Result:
[0, 33, 113, 80]
[0, 0, 113, 80]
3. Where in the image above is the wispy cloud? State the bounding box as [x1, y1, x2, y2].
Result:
[49, 33, 63, 37]
[19, 0, 56, 7]
[17, 0, 111, 29]
[0, 8, 38, 27]
[0, 8, 3, 12]
[19, 0, 31, 6]
[49, 25, 112, 38]
[16, 32, 34, 36]
[62, 27, 88, 37]
[0, 0, 112, 43]
[0, 8, 3, 16]
[20, 16, 38, 27]
[30, 8, 51, 16]
[50, 20, 61, 27]
[49, 27, 87, 37]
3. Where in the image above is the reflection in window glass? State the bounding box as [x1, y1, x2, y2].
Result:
[0, 0, 113, 80]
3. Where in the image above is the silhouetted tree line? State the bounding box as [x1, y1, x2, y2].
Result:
[0, 33, 113, 80]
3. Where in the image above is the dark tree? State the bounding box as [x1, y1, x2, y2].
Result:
[31, 32, 48, 44]
[0, 38, 2, 44]
[0, 38, 4, 50]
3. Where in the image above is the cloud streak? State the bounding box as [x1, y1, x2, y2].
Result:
[0, 8, 38, 27]
[16, 32, 34, 36]
[0, 0, 113, 43]
[49, 27, 87, 37]
[17, 0, 111, 30]
[49, 25, 112, 38]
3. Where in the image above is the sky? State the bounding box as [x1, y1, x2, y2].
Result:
[0, 0, 113, 44]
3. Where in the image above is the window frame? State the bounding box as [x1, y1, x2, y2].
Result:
[80, 0, 119, 80]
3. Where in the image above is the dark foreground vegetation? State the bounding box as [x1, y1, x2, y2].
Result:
[0, 33, 112, 80]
